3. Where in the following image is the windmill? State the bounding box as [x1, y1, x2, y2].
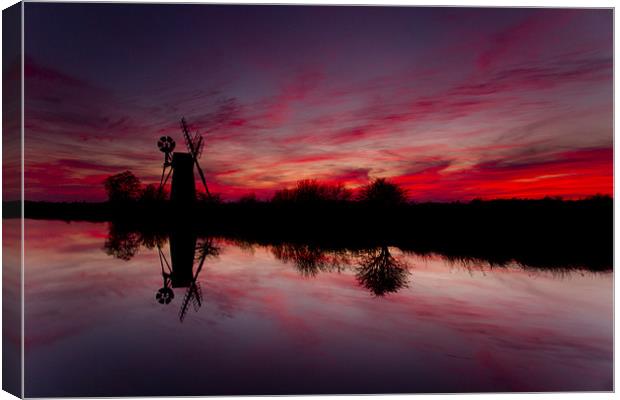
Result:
[178, 238, 219, 322]
[155, 235, 219, 323]
[156, 117, 211, 202]
[156, 135, 175, 189]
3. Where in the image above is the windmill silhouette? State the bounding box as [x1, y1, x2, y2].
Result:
[155, 232, 219, 322]
[157, 117, 211, 202]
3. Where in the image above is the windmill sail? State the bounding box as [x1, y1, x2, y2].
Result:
[178, 239, 213, 322]
[180, 117, 211, 198]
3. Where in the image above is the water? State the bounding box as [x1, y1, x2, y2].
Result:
[23, 219, 612, 396]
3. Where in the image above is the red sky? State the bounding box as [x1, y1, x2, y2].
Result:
[22, 5, 613, 202]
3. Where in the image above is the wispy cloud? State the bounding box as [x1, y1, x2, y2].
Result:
[23, 7, 612, 201]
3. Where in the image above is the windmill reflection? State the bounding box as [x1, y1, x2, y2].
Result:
[104, 224, 410, 300]
[356, 245, 410, 296]
[103, 223, 220, 322]
[156, 230, 219, 322]
[156, 246, 174, 304]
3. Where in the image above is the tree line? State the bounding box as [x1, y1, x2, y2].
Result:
[103, 170, 409, 206]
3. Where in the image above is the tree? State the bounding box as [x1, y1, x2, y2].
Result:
[140, 183, 168, 203]
[239, 193, 258, 204]
[358, 178, 407, 206]
[356, 246, 409, 296]
[104, 171, 142, 203]
[272, 179, 352, 203]
[197, 192, 222, 204]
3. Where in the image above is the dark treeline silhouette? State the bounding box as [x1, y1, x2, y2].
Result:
[101, 221, 607, 300]
[10, 175, 613, 270]
[272, 179, 353, 203]
[103, 224, 410, 296]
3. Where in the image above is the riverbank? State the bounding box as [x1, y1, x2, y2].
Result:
[8, 196, 613, 270]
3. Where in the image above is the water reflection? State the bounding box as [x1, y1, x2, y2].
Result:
[24, 220, 613, 396]
[165, 235, 219, 321]
[104, 226, 138, 260]
[271, 243, 349, 277]
[105, 224, 417, 298]
[105, 226, 221, 321]
[357, 246, 410, 296]
[269, 243, 411, 296]
[103, 224, 165, 260]
[102, 221, 612, 303]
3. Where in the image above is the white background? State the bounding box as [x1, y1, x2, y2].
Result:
[0, 0, 616, 399]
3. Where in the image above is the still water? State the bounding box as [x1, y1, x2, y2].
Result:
[24, 220, 612, 396]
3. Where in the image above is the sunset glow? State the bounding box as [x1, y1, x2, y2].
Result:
[23, 5, 613, 201]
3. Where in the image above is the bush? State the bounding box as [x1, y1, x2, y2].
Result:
[357, 178, 407, 207]
[104, 171, 142, 203]
[272, 179, 351, 203]
[140, 184, 168, 203]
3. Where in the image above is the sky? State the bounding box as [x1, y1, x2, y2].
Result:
[23, 4, 613, 202]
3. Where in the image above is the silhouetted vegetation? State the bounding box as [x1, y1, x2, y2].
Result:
[239, 193, 258, 204]
[271, 243, 349, 277]
[12, 174, 613, 271]
[272, 179, 352, 203]
[356, 246, 410, 296]
[103, 223, 411, 296]
[140, 184, 168, 204]
[103, 222, 166, 260]
[197, 192, 222, 204]
[103, 226, 142, 261]
[357, 178, 407, 207]
[104, 171, 143, 203]
[101, 221, 611, 299]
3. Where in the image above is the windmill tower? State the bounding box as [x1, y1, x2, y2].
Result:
[157, 117, 211, 203]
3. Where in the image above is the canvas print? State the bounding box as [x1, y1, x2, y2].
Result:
[2, 2, 613, 397]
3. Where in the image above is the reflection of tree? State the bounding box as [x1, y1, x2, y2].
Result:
[356, 246, 409, 296]
[139, 230, 166, 250]
[271, 243, 349, 277]
[103, 224, 166, 261]
[103, 227, 142, 261]
[269, 243, 409, 295]
[226, 238, 257, 255]
[195, 238, 220, 261]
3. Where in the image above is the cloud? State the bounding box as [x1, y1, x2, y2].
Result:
[23, 9, 612, 205]
[475, 10, 576, 71]
[392, 147, 612, 201]
[454, 57, 612, 96]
